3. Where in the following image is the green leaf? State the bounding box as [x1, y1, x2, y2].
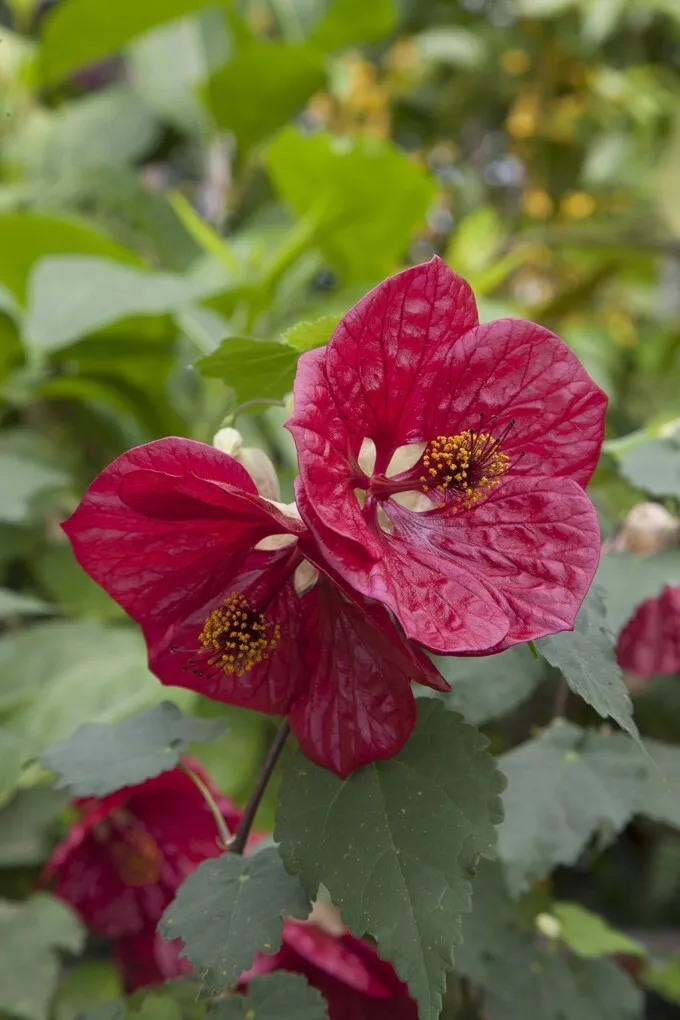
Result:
[551, 902, 645, 959]
[0, 588, 52, 618]
[24, 256, 221, 354]
[458, 861, 644, 1020]
[195, 337, 299, 403]
[0, 894, 85, 1020]
[0, 788, 69, 869]
[204, 43, 325, 153]
[596, 550, 680, 632]
[267, 129, 436, 282]
[280, 314, 339, 352]
[54, 963, 123, 1020]
[42, 702, 226, 797]
[39, 0, 221, 86]
[497, 721, 647, 893]
[0, 453, 68, 524]
[33, 544, 124, 620]
[0, 213, 141, 305]
[208, 973, 328, 1020]
[616, 438, 680, 500]
[75, 1004, 126, 1020]
[309, 0, 395, 51]
[159, 847, 311, 992]
[634, 737, 680, 829]
[275, 700, 505, 1020]
[536, 590, 639, 740]
[644, 958, 680, 1005]
[426, 644, 546, 725]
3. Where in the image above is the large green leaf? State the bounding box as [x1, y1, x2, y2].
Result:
[24, 256, 221, 354]
[280, 314, 339, 352]
[42, 702, 226, 796]
[195, 336, 299, 403]
[309, 0, 396, 50]
[0, 788, 69, 869]
[208, 974, 328, 1020]
[595, 550, 680, 632]
[54, 963, 123, 1020]
[275, 700, 505, 1020]
[0, 454, 67, 524]
[497, 721, 646, 893]
[267, 129, 436, 282]
[536, 590, 638, 740]
[40, 0, 221, 86]
[204, 42, 325, 153]
[551, 902, 645, 959]
[0, 895, 84, 1020]
[159, 847, 311, 992]
[0, 213, 141, 305]
[457, 861, 643, 1020]
[427, 644, 546, 725]
[616, 438, 680, 499]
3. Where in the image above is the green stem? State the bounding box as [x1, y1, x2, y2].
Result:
[180, 762, 232, 849]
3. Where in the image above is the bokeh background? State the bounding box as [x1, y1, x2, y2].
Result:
[1, 0, 680, 1016]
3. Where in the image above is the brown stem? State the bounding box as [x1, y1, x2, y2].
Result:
[228, 719, 290, 854]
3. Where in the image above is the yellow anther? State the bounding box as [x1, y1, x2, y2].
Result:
[419, 431, 510, 508]
[198, 592, 280, 677]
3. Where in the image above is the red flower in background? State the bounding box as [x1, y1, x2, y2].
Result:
[42, 762, 238, 939]
[616, 585, 680, 679]
[243, 920, 417, 1020]
[115, 925, 190, 992]
[288, 257, 606, 655]
[63, 438, 446, 777]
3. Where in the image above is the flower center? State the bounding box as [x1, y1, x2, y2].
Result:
[420, 428, 511, 506]
[197, 593, 281, 677]
[111, 829, 163, 887]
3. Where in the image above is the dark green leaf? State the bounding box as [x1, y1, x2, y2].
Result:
[309, 0, 396, 51]
[267, 129, 436, 282]
[458, 861, 643, 1020]
[427, 644, 546, 725]
[280, 314, 339, 352]
[159, 847, 311, 992]
[75, 1004, 126, 1020]
[616, 438, 680, 500]
[40, 0, 220, 86]
[42, 702, 226, 796]
[596, 550, 680, 631]
[497, 721, 646, 893]
[0, 895, 84, 1020]
[635, 737, 680, 829]
[536, 590, 639, 740]
[208, 973, 328, 1020]
[204, 43, 325, 153]
[195, 337, 299, 403]
[0, 788, 69, 869]
[275, 700, 505, 1020]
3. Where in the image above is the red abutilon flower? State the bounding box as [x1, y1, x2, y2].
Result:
[62, 438, 446, 777]
[287, 256, 607, 655]
[115, 924, 191, 992]
[616, 586, 680, 679]
[41, 762, 239, 939]
[243, 920, 418, 1020]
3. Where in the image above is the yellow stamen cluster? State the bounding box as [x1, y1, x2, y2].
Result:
[111, 830, 163, 887]
[420, 432, 510, 508]
[198, 593, 280, 677]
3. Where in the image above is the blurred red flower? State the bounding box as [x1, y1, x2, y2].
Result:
[616, 585, 680, 678]
[288, 256, 606, 655]
[42, 762, 238, 939]
[243, 920, 417, 1020]
[63, 438, 446, 777]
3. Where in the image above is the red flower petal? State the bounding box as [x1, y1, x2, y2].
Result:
[115, 926, 191, 992]
[616, 586, 680, 678]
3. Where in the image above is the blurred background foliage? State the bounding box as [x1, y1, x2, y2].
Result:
[1, 0, 680, 1016]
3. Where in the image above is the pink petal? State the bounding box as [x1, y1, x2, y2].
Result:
[616, 586, 680, 678]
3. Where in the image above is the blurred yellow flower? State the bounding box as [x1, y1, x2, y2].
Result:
[506, 92, 541, 139]
[561, 191, 596, 219]
[500, 49, 531, 76]
[523, 189, 554, 219]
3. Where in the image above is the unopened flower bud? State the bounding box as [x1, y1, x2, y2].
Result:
[616, 502, 680, 556]
[213, 427, 281, 502]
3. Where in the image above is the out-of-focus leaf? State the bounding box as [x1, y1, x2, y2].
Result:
[33, 544, 125, 620]
[195, 336, 299, 403]
[0, 589, 52, 618]
[497, 721, 646, 893]
[204, 42, 325, 153]
[280, 314, 339, 352]
[415, 27, 486, 69]
[42, 702, 226, 796]
[40, 0, 222, 86]
[0, 213, 141, 305]
[208, 973, 328, 1020]
[267, 129, 436, 282]
[427, 644, 546, 725]
[536, 590, 638, 740]
[596, 550, 680, 631]
[54, 962, 123, 1020]
[0, 787, 69, 868]
[0, 895, 84, 1020]
[0, 452, 68, 524]
[658, 111, 680, 238]
[0, 729, 25, 806]
[615, 438, 680, 500]
[644, 958, 680, 1005]
[276, 701, 505, 1020]
[159, 847, 311, 991]
[551, 902, 645, 959]
[309, 0, 395, 51]
[24, 256, 222, 354]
